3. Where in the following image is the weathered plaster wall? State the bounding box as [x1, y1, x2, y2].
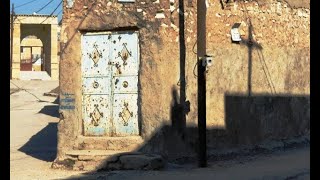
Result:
[184, 0, 310, 128]
[58, 0, 181, 159]
[58, 0, 309, 161]
[183, 0, 309, 151]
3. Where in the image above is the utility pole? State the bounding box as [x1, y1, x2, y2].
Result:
[197, 0, 207, 167]
[247, 19, 253, 96]
[178, 0, 187, 135]
[10, 3, 14, 79]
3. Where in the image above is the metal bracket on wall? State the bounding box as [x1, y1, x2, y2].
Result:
[66, 0, 74, 9]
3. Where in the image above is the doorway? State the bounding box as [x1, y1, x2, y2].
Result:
[81, 31, 140, 137]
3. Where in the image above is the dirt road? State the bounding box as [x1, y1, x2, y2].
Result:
[10, 80, 310, 180]
[10, 80, 80, 180]
[64, 146, 309, 180]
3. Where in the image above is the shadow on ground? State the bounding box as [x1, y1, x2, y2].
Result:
[18, 122, 58, 162]
[18, 99, 60, 162]
[38, 105, 59, 118]
[53, 96, 59, 104]
[10, 88, 20, 95]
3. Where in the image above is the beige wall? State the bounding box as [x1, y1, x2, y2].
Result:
[57, 0, 310, 161]
[12, 23, 21, 79]
[11, 15, 59, 80]
[183, 0, 310, 128]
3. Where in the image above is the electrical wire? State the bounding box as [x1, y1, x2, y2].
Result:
[193, 61, 198, 77]
[13, 0, 58, 23]
[256, 50, 277, 94]
[15, 0, 40, 9]
[57, 9, 62, 15]
[192, 39, 198, 55]
[238, 1, 277, 94]
[40, 0, 63, 24]
[35, 0, 55, 13]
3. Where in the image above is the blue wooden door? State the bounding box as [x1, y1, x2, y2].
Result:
[110, 32, 139, 136]
[81, 32, 139, 136]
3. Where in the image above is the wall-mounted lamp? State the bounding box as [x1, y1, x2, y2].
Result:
[231, 23, 242, 42]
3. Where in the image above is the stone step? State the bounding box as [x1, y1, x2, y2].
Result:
[75, 136, 145, 151]
[61, 150, 164, 171]
[66, 150, 134, 156]
[65, 150, 141, 160]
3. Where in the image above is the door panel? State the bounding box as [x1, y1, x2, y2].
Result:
[111, 32, 139, 136]
[82, 77, 111, 94]
[82, 33, 111, 136]
[110, 33, 139, 76]
[81, 34, 110, 77]
[113, 76, 138, 94]
[82, 95, 111, 136]
[112, 94, 139, 136]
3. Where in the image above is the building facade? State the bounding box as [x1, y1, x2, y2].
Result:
[55, 0, 310, 170]
[10, 14, 59, 80]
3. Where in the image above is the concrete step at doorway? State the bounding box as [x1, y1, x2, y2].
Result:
[60, 150, 164, 171]
[53, 136, 147, 171]
[75, 136, 145, 151]
[20, 71, 51, 80]
[56, 150, 138, 171]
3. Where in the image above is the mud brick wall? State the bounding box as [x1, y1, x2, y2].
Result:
[58, 0, 309, 160]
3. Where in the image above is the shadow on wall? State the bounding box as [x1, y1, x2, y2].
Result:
[18, 122, 58, 162]
[136, 93, 310, 161]
[223, 94, 310, 146]
[60, 91, 309, 180]
[137, 87, 194, 162]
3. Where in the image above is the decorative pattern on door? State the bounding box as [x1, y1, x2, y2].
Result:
[81, 32, 139, 136]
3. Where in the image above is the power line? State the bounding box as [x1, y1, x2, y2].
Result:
[49, 0, 63, 16]
[57, 9, 63, 15]
[36, 0, 55, 13]
[40, 0, 63, 24]
[15, 0, 40, 9]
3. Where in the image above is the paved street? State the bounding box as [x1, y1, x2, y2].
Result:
[10, 80, 310, 180]
[67, 146, 310, 180]
[10, 80, 79, 180]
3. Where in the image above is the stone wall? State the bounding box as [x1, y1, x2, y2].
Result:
[58, 0, 309, 161]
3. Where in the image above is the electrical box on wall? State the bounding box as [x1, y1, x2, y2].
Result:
[201, 55, 213, 67]
[231, 23, 242, 42]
